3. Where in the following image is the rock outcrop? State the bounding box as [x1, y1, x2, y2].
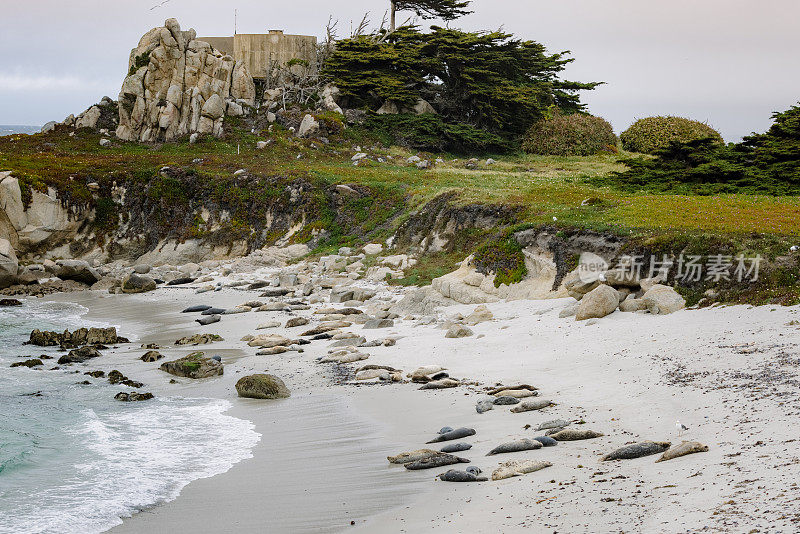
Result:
[116, 18, 255, 142]
[0, 238, 18, 289]
[159, 351, 223, 379]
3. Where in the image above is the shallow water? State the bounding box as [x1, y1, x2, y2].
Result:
[0, 299, 260, 534]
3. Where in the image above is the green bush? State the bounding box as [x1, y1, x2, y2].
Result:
[472, 233, 528, 287]
[620, 116, 723, 154]
[522, 111, 617, 156]
[354, 113, 511, 154]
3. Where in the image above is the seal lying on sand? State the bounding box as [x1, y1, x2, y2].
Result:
[510, 399, 554, 413]
[438, 469, 487, 482]
[426, 427, 476, 443]
[487, 438, 542, 456]
[655, 441, 709, 462]
[476, 399, 494, 414]
[419, 378, 460, 390]
[491, 459, 552, 481]
[440, 442, 472, 453]
[405, 454, 470, 470]
[537, 419, 570, 431]
[602, 441, 671, 461]
[550, 429, 604, 441]
[488, 384, 537, 396]
[196, 315, 221, 325]
[493, 396, 520, 405]
[533, 436, 558, 447]
[387, 449, 441, 464]
[182, 305, 211, 313]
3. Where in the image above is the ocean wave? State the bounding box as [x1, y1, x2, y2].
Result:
[0, 398, 260, 534]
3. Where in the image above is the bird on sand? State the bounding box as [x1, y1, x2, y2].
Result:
[676, 420, 689, 436]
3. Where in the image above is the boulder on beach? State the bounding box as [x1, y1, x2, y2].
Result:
[445, 324, 473, 338]
[576, 284, 619, 321]
[235, 374, 291, 399]
[54, 260, 101, 285]
[159, 351, 223, 379]
[175, 333, 223, 345]
[27, 327, 126, 348]
[115, 391, 154, 402]
[0, 238, 19, 290]
[140, 351, 163, 362]
[642, 284, 686, 315]
[121, 273, 157, 293]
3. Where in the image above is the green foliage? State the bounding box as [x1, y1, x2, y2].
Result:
[323, 26, 598, 138]
[392, 0, 472, 22]
[129, 52, 151, 76]
[598, 103, 800, 195]
[522, 109, 617, 156]
[472, 233, 528, 287]
[620, 116, 723, 154]
[92, 197, 119, 233]
[355, 113, 510, 153]
[741, 104, 800, 183]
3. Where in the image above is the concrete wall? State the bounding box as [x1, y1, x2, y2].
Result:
[197, 31, 317, 80]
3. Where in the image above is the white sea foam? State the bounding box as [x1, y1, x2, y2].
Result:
[0, 399, 260, 534]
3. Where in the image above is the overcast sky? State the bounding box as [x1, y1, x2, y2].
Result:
[1, 0, 797, 140]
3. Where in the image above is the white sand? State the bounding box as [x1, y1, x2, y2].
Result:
[44, 286, 800, 533]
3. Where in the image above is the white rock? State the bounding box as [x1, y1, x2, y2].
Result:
[642, 284, 686, 315]
[576, 284, 619, 321]
[363, 243, 383, 255]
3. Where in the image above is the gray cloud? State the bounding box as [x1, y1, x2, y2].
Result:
[1, 0, 798, 140]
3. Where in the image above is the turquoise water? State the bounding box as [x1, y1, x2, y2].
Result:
[0, 300, 260, 533]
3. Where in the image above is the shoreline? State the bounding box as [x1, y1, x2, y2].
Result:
[26, 282, 800, 533]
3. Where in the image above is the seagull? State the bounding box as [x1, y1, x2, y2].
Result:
[790, 245, 799, 252]
[150, 0, 170, 10]
[676, 420, 689, 436]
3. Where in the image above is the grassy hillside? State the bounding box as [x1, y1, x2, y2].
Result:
[3, 123, 799, 239]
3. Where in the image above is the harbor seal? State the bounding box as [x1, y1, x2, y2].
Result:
[426, 427, 476, 443]
[492, 389, 538, 399]
[655, 441, 709, 462]
[466, 466, 482, 476]
[440, 443, 472, 453]
[182, 305, 211, 313]
[405, 454, 470, 470]
[439, 426, 454, 434]
[438, 469, 487, 482]
[388, 449, 441, 464]
[549, 429, 604, 441]
[201, 307, 226, 315]
[196, 315, 221, 326]
[602, 441, 671, 461]
[533, 436, 558, 447]
[487, 384, 538, 395]
[476, 399, 494, 414]
[419, 378, 460, 390]
[536, 419, 570, 431]
[487, 438, 542, 456]
[493, 396, 520, 406]
[491, 459, 552, 481]
[510, 399, 554, 413]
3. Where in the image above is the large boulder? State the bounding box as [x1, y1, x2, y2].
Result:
[297, 114, 320, 138]
[576, 284, 619, 321]
[642, 284, 686, 315]
[121, 273, 157, 293]
[0, 238, 19, 289]
[159, 351, 223, 379]
[58, 346, 102, 364]
[116, 18, 251, 142]
[235, 374, 291, 399]
[28, 326, 126, 348]
[55, 260, 100, 285]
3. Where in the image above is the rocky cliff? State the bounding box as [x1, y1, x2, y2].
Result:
[116, 18, 256, 142]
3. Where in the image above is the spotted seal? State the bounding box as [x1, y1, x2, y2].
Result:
[533, 436, 558, 447]
[487, 438, 542, 456]
[476, 399, 494, 414]
[182, 305, 212, 313]
[405, 454, 470, 470]
[388, 449, 441, 464]
[536, 419, 570, 431]
[493, 396, 520, 406]
[440, 442, 472, 453]
[510, 399, 554, 413]
[438, 469, 487, 482]
[438, 426, 454, 434]
[602, 441, 671, 461]
[491, 459, 552, 481]
[196, 315, 221, 326]
[549, 429, 604, 441]
[655, 441, 709, 462]
[426, 427, 476, 443]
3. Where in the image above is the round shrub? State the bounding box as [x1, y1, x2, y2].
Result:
[620, 116, 723, 154]
[522, 112, 617, 156]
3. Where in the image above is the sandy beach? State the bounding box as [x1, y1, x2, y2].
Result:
[34, 280, 800, 534]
